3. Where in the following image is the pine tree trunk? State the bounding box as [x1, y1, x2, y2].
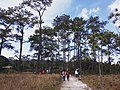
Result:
[0, 39, 4, 55]
[36, 14, 42, 74]
[18, 30, 23, 71]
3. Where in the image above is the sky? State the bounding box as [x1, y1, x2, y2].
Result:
[0, 0, 120, 62]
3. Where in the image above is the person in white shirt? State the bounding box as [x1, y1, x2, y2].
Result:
[75, 69, 78, 78]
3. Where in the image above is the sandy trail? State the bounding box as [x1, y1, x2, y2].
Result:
[60, 76, 91, 90]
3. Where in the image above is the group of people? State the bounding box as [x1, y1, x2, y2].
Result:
[61, 68, 81, 81]
[61, 70, 70, 81]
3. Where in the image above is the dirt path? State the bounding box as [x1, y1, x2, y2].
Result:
[60, 76, 91, 90]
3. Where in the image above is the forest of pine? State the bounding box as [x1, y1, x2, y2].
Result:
[0, 0, 120, 90]
[0, 0, 120, 75]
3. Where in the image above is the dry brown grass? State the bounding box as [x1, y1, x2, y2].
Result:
[81, 74, 120, 90]
[0, 73, 62, 90]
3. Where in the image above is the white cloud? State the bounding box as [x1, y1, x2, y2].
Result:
[114, 20, 120, 27]
[108, 0, 120, 12]
[79, 7, 100, 19]
[0, 0, 22, 9]
[89, 7, 100, 14]
[43, 0, 72, 26]
[79, 8, 89, 19]
[1, 49, 15, 58]
[108, 0, 120, 27]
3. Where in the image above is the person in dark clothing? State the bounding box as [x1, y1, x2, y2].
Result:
[61, 71, 66, 81]
[66, 70, 70, 81]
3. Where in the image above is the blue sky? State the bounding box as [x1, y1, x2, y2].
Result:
[0, 0, 120, 61]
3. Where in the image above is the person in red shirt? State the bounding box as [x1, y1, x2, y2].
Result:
[66, 70, 70, 81]
[41, 69, 45, 74]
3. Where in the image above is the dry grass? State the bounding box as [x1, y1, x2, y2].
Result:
[81, 74, 120, 90]
[0, 73, 62, 90]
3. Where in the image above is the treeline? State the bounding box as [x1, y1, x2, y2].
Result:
[1, 55, 120, 75]
[0, 0, 120, 74]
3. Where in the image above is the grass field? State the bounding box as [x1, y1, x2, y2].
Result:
[1, 73, 119, 90]
[81, 74, 120, 90]
[0, 73, 62, 90]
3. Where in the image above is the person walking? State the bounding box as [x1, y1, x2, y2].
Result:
[75, 69, 78, 78]
[62, 71, 66, 81]
[66, 70, 70, 81]
[78, 69, 81, 80]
